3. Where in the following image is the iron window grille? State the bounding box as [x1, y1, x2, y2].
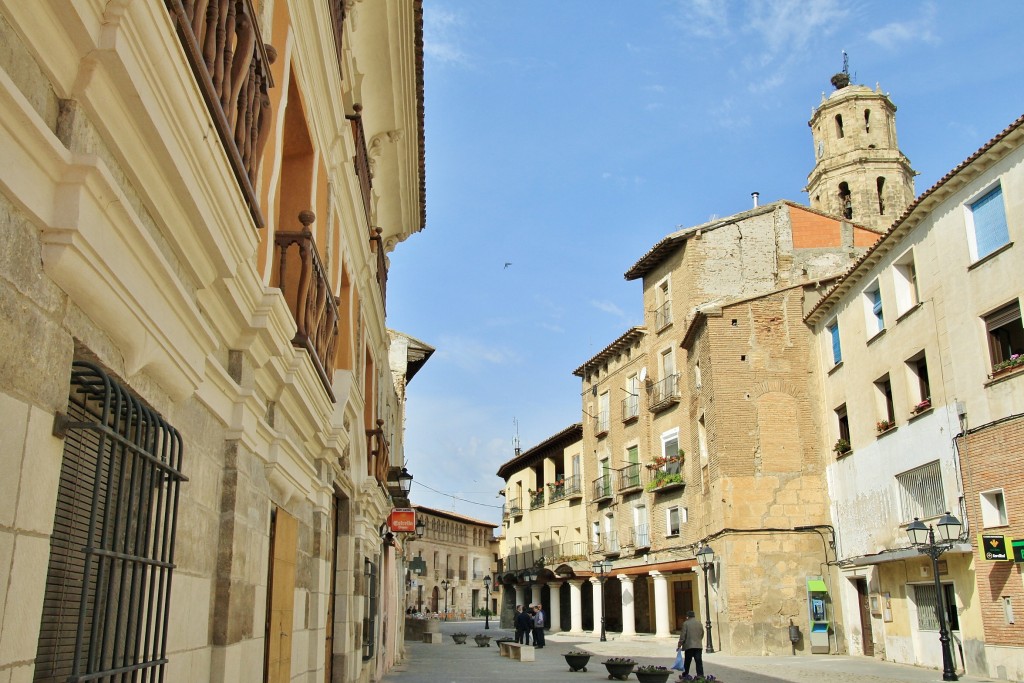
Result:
[35, 361, 186, 682]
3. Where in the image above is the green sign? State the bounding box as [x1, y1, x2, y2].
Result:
[409, 557, 428, 575]
[1012, 539, 1024, 563]
[979, 534, 1008, 561]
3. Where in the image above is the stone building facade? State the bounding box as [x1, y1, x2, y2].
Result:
[0, 2, 425, 682]
[406, 506, 499, 618]
[806, 113, 1024, 680]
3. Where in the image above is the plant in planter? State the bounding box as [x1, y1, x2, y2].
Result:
[473, 633, 491, 647]
[993, 353, 1024, 375]
[563, 648, 592, 672]
[635, 665, 673, 683]
[601, 657, 637, 681]
[912, 398, 932, 414]
[646, 471, 685, 492]
[676, 675, 719, 682]
[876, 418, 895, 433]
[833, 438, 851, 457]
[450, 632, 468, 644]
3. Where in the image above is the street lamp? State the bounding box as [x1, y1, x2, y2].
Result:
[906, 512, 962, 681]
[415, 517, 425, 538]
[396, 467, 414, 495]
[696, 544, 716, 653]
[483, 575, 492, 629]
[592, 559, 612, 642]
[441, 579, 451, 618]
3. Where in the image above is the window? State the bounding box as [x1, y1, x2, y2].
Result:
[897, 460, 945, 521]
[876, 176, 886, 214]
[633, 505, 649, 547]
[984, 301, 1024, 371]
[662, 429, 681, 474]
[907, 353, 931, 407]
[893, 251, 919, 315]
[914, 583, 959, 632]
[835, 113, 845, 138]
[666, 506, 685, 537]
[980, 489, 1008, 527]
[967, 184, 1009, 260]
[623, 374, 639, 420]
[591, 521, 601, 550]
[839, 182, 853, 219]
[875, 374, 894, 427]
[865, 282, 884, 334]
[827, 320, 842, 365]
[694, 359, 702, 389]
[35, 361, 185, 682]
[864, 109, 871, 133]
[597, 391, 610, 434]
[1004, 597, 1015, 625]
[655, 278, 672, 331]
[835, 404, 850, 443]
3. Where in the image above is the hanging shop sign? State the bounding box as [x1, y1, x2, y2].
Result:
[1011, 539, 1024, 563]
[979, 534, 1008, 561]
[388, 507, 416, 533]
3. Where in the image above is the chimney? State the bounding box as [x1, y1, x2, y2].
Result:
[751, 192, 760, 208]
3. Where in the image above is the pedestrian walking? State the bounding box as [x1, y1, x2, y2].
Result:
[531, 603, 545, 648]
[677, 610, 705, 676]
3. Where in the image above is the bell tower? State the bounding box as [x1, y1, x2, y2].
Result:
[805, 67, 916, 231]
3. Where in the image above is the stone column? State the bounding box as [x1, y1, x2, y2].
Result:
[548, 581, 563, 632]
[590, 576, 604, 637]
[651, 570, 671, 637]
[531, 583, 542, 607]
[568, 579, 584, 633]
[515, 584, 527, 608]
[617, 574, 636, 637]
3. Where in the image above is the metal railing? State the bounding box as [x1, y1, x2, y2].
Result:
[563, 474, 583, 498]
[602, 531, 620, 554]
[594, 411, 610, 436]
[166, 0, 273, 228]
[507, 497, 523, 516]
[347, 106, 374, 227]
[621, 395, 639, 421]
[650, 373, 680, 410]
[628, 524, 650, 548]
[273, 211, 341, 401]
[655, 300, 673, 330]
[618, 463, 643, 492]
[529, 490, 545, 510]
[592, 475, 613, 500]
[547, 479, 567, 503]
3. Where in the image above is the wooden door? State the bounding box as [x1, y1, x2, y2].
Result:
[265, 508, 298, 683]
[856, 579, 875, 656]
[672, 580, 694, 632]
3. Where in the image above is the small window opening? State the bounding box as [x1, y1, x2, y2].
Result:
[835, 113, 845, 138]
[839, 182, 853, 219]
[864, 109, 871, 133]
[876, 176, 886, 214]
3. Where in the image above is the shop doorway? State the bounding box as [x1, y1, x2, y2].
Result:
[855, 579, 875, 656]
[672, 579, 694, 632]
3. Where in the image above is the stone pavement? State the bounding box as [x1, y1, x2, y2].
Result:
[383, 620, 998, 683]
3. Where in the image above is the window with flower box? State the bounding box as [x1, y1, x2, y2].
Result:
[985, 301, 1024, 376]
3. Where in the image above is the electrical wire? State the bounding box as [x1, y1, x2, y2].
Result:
[411, 480, 504, 509]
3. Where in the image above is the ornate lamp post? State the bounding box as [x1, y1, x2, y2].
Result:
[906, 512, 962, 681]
[396, 467, 413, 495]
[592, 559, 612, 642]
[483, 575, 492, 629]
[696, 544, 716, 654]
[441, 578, 451, 618]
[415, 517, 426, 539]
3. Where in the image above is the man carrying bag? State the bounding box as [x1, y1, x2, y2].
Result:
[676, 610, 705, 676]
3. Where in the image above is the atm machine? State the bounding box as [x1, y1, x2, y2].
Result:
[806, 577, 830, 654]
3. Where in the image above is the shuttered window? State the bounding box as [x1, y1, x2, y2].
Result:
[896, 460, 945, 522]
[827, 321, 842, 365]
[985, 301, 1024, 368]
[35, 361, 185, 682]
[914, 583, 959, 631]
[969, 185, 1009, 259]
[362, 559, 378, 661]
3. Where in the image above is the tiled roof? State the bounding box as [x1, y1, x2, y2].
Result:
[572, 327, 646, 377]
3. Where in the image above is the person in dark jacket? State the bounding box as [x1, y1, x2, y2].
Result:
[514, 605, 532, 644]
[531, 604, 545, 648]
[677, 610, 705, 676]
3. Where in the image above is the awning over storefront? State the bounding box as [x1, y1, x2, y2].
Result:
[845, 543, 973, 567]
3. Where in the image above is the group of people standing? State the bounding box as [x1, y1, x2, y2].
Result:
[513, 604, 545, 648]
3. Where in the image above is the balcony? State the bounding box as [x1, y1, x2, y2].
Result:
[654, 301, 673, 331]
[600, 531, 620, 556]
[273, 211, 341, 401]
[593, 411, 610, 438]
[346, 106, 374, 228]
[507, 497, 523, 517]
[167, 0, 274, 228]
[627, 524, 651, 550]
[617, 463, 643, 494]
[529, 489, 545, 510]
[621, 395, 639, 423]
[592, 476, 613, 502]
[649, 374, 681, 413]
[459, 570, 467, 581]
[563, 474, 584, 500]
[547, 478, 567, 504]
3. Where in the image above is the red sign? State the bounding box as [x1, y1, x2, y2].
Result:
[388, 508, 416, 533]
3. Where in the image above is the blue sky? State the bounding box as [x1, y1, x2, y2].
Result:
[387, 0, 1024, 524]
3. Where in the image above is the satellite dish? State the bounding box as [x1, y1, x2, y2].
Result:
[638, 367, 648, 382]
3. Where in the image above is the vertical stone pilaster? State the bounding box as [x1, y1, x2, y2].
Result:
[515, 584, 527, 608]
[530, 583, 542, 607]
[547, 581, 562, 632]
[568, 580, 584, 633]
[618, 574, 636, 637]
[590, 577, 604, 637]
[651, 571, 671, 637]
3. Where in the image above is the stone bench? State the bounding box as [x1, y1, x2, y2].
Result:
[498, 641, 534, 662]
[422, 632, 442, 644]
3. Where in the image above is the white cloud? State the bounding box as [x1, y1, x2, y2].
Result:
[867, 3, 940, 51]
[423, 7, 470, 66]
[673, 0, 730, 40]
[591, 299, 625, 317]
[434, 335, 520, 370]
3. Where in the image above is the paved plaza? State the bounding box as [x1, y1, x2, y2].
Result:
[384, 620, 997, 683]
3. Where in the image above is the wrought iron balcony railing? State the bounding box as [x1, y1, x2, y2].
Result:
[627, 524, 650, 549]
[654, 300, 673, 331]
[593, 411, 610, 437]
[547, 479, 567, 503]
[529, 490, 545, 510]
[273, 211, 340, 401]
[649, 373, 681, 412]
[347, 106, 374, 227]
[563, 474, 584, 499]
[621, 395, 639, 422]
[507, 497, 523, 517]
[166, 0, 274, 228]
[592, 475, 613, 501]
[617, 463, 643, 493]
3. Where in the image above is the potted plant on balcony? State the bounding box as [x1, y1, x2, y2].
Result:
[992, 353, 1024, 377]
[601, 657, 637, 680]
[646, 471, 685, 492]
[635, 664, 673, 683]
[876, 419, 895, 434]
[912, 398, 932, 414]
[833, 438, 851, 457]
[451, 632, 468, 644]
[563, 648, 592, 672]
